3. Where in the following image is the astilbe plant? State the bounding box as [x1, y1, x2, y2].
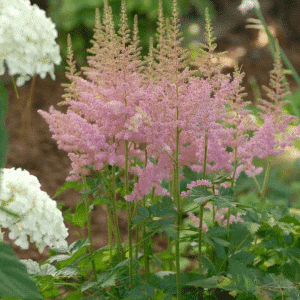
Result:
[36, 0, 300, 298]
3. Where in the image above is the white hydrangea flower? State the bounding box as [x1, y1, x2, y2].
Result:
[238, 0, 260, 15]
[0, 0, 61, 86]
[0, 168, 68, 253]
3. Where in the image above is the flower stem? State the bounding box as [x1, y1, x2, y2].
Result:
[210, 201, 216, 262]
[198, 204, 204, 275]
[125, 139, 133, 288]
[107, 207, 114, 264]
[168, 178, 174, 271]
[200, 131, 208, 270]
[10, 76, 20, 103]
[142, 146, 150, 277]
[174, 107, 181, 300]
[82, 175, 97, 282]
[110, 161, 124, 262]
[260, 157, 271, 200]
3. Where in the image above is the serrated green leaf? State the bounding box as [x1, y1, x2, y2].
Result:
[193, 195, 214, 205]
[123, 286, 148, 300]
[144, 283, 155, 297]
[229, 259, 257, 293]
[52, 180, 84, 199]
[133, 215, 146, 225]
[209, 235, 230, 247]
[137, 206, 150, 218]
[187, 276, 221, 289]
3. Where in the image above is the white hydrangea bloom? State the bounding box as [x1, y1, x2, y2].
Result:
[0, 168, 68, 253]
[0, 0, 61, 86]
[238, 0, 260, 15]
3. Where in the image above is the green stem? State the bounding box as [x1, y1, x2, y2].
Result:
[223, 207, 231, 272]
[226, 208, 230, 232]
[111, 160, 124, 262]
[142, 205, 150, 277]
[174, 110, 181, 300]
[142, 146, 150, 278]
[248, 76, 261, 105]
[198, 204, 204, 275]
[200, 131, 209, 268]
[212, 202, 215, 227]
[10, 76, 20, 102]
[82, 176, 97, 282]
[107, 206, 114, 265]
[133, 143, 139, 261]
[125, 139, 133, 288]
[202, 132, 208, 180]
[252, 175, 262, 194]
[260, 158, 271, 200]
[168, 178, 174, 271]
[210, 201, 215, 262]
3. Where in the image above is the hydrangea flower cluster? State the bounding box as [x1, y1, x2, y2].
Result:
[0, 168, 68, 253]
[0, 0, 61, 86]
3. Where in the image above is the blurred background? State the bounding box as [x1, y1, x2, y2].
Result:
[2, 0, 300, 270]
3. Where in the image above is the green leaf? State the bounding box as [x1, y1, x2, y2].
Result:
[144, 283, 155, 298]
[73, 201, 88, 227]
[0, 206, 22, 219]
[150, 196, 176, 218]
[124, 286, 148, 300]
[137, 206, 150, 218]
[228, 259, 257, 293]
[163, 224, 177, 239]
[232, 251, 255, 265]
[0, 242, 44, 300]
[52, 239, 89, 270]
[154, 249, 174, 261]
[282, 259, 300, 282]
[186, 275, 221, 289]
[63, 290, 83, 300]
[279, 214, 300, 226]
[229, 223, 253, 254]
[95, 271, 118, 288]
[149, 271, 177, 295]
[282, 89, 300, 115]
[33, 275, 60, 299]
[193, 195, 214, 205]
[201, 256, 217, 277]
[209, 235, 230, 247]
[52, 180, 84, 199]
[92, 196, 111, 206]
[133, 215, 146, 225]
